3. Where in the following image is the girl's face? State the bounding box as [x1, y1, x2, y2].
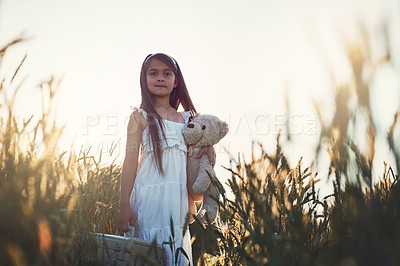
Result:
[145, 58, 178, 99]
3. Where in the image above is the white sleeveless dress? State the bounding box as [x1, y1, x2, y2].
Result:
[129, 108, 193, 266]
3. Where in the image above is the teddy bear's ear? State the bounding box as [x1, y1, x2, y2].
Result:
[219, 120, 229, 139]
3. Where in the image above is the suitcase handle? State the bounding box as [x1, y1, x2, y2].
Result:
[116, 225, 135, 237]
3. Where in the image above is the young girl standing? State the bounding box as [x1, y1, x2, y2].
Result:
[117, 53, 215, 265]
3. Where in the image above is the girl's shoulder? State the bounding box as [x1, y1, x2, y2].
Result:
[129, 107, 148, 128]
[131, 106, 193, 124]
[131, 107, 147, 119]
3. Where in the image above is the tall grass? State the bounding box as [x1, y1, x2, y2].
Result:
[192, 24, 400, 265]
[197, 137, 399, 265]
[0, 39, 121, 265]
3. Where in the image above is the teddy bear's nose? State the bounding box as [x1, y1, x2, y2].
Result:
[187, 123, 194, 128]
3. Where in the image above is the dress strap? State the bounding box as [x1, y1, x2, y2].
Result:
[133, 107, 148, 120]
[181, 110, 194, 124]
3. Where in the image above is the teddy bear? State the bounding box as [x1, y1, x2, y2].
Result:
[182, 114, 229, 224]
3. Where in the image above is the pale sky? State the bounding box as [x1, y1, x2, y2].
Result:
[1, 0, 399, 189]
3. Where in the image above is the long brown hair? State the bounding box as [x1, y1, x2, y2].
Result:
[139, 53, 196, 174]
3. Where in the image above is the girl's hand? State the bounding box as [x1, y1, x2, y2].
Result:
[196, 145, 216, 167]
[117, 205, 135, 233]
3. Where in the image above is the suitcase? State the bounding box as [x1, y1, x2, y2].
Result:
[85, 229, 164, 265]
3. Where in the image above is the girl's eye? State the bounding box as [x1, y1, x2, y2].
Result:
[149, 72, 157, 76]
[165, 72, 172, 76]
[202, 125, 206, 130]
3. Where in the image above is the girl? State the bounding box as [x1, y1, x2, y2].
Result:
[117, 53, 215, 265]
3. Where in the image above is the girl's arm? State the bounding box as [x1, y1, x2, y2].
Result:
[117, 111, 146, 233]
